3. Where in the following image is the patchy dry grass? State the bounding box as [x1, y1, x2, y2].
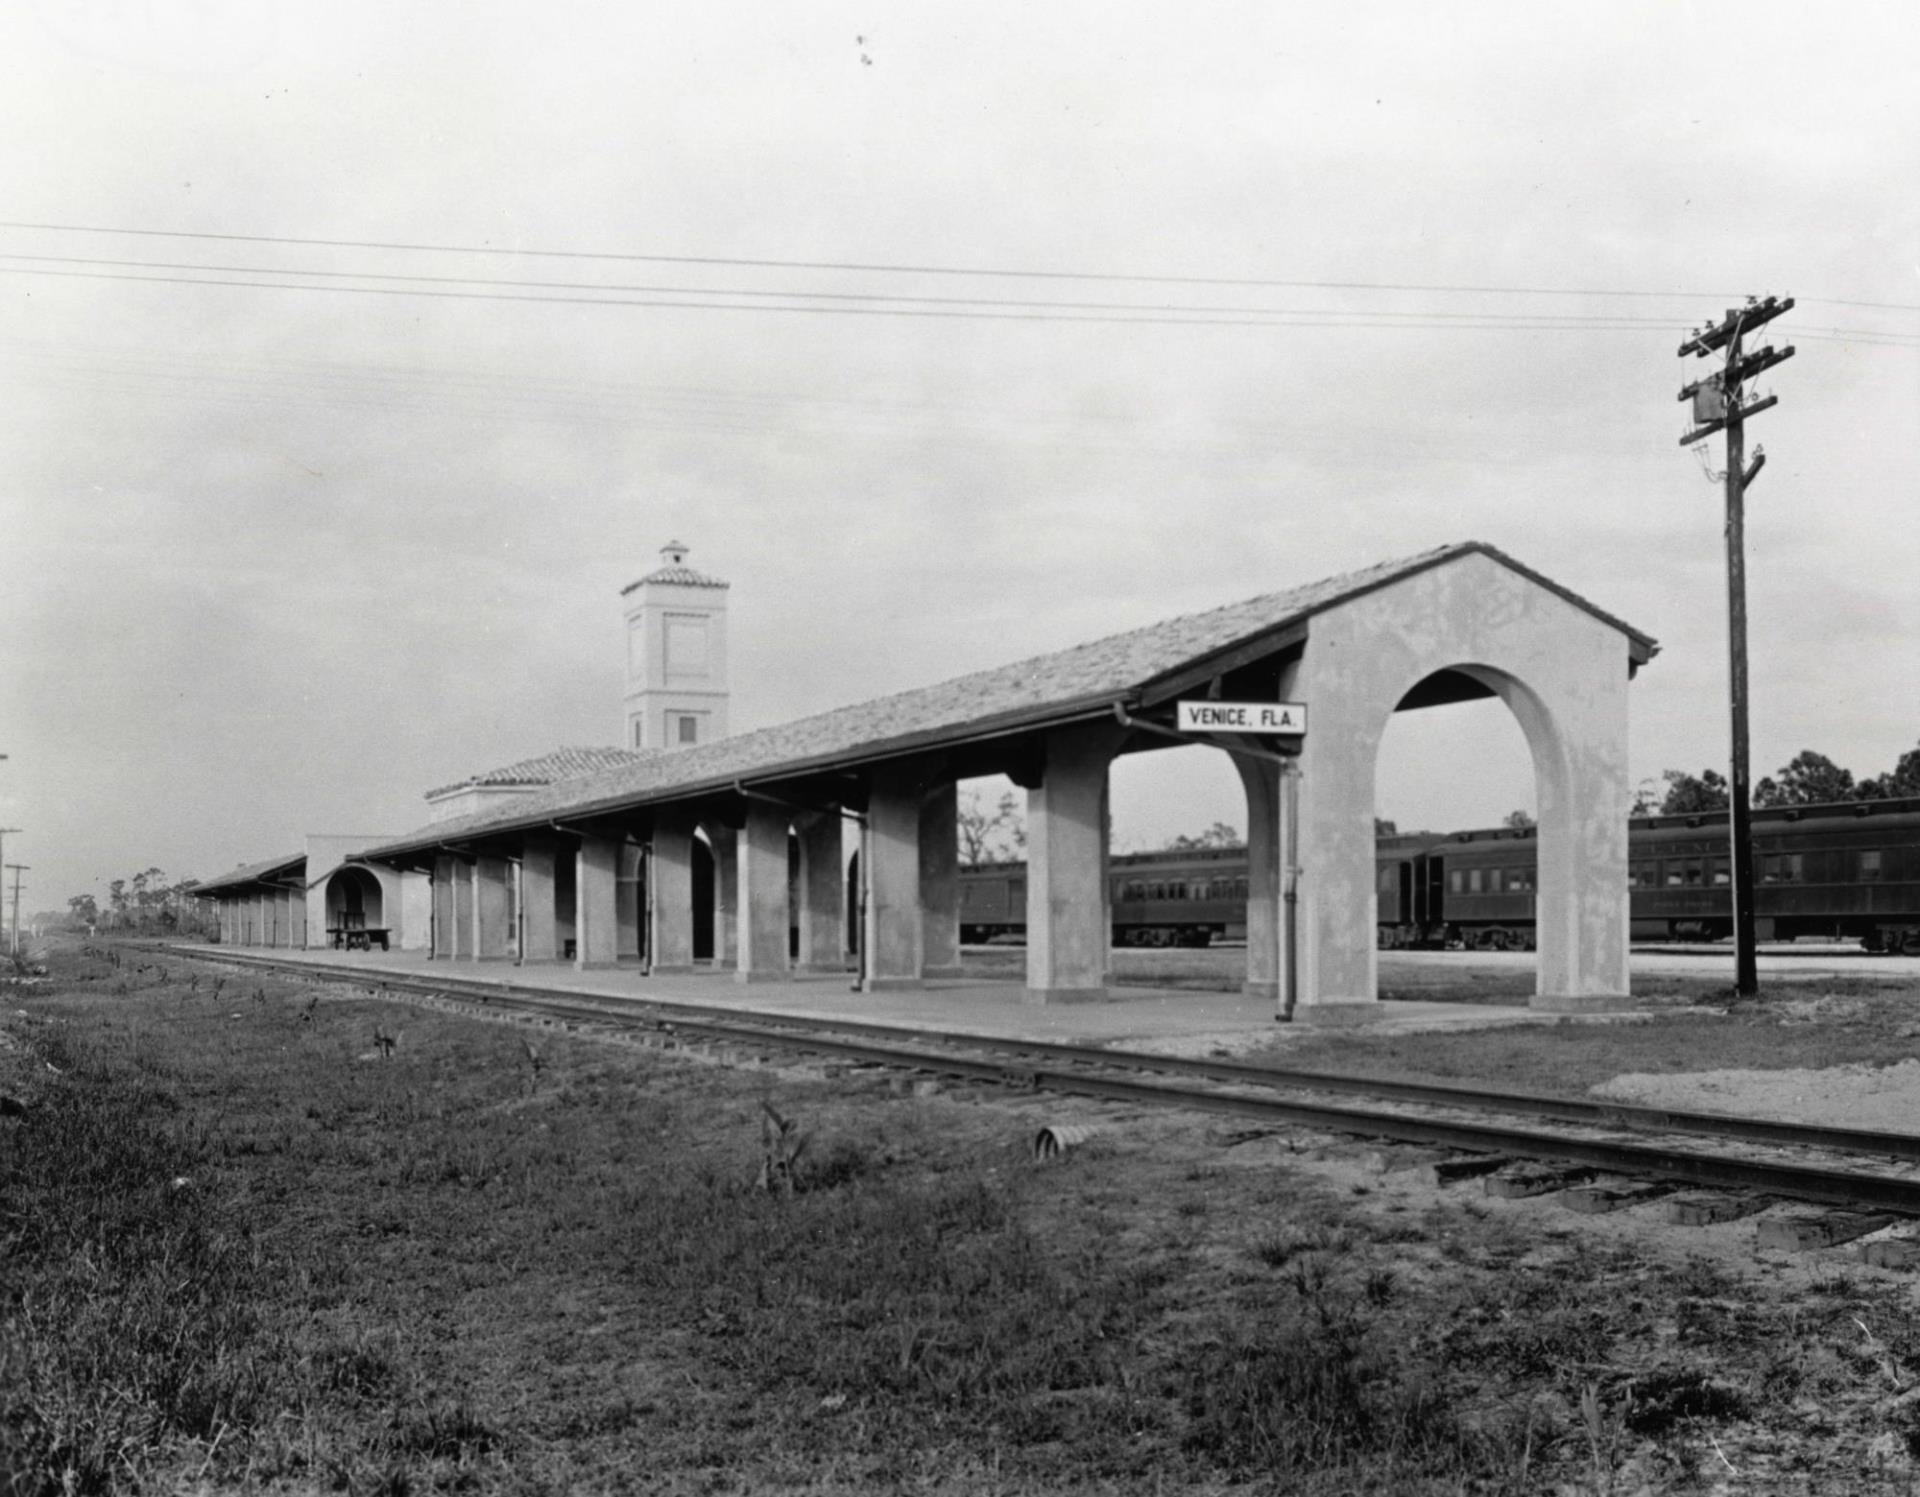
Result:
[7, 941, 1920, 1493]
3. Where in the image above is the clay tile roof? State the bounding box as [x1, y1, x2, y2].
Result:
[424, 746, 653, 799]
[369, 542, 1656, 859]
[620, 563, 729, 594]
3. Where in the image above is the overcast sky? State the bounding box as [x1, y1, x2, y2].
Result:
[2, 2, 1916, 913]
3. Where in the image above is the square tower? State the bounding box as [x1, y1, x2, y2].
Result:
[621, 542, 731, 750]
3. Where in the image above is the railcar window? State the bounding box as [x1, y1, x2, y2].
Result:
[1710, 857, 1730, 886]
[1665, 861, 1685, 887]
[1683, 859, 1704, 886]
[1763, 853, 1804, 883]
[1169, 881, 1187, 900]
[1486, 868, 1504, 893]
[1861, 850, 1884, 882]
[1232, 877, 1248, 899]
[1468, 869, 1484, 893]
[1509, 866, 1534, 892]
[1122, 882, 1144, 901]
[1449, 870, 1464, 894]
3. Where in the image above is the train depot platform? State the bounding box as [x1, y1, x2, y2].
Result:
[171, 943, 1654, 1057]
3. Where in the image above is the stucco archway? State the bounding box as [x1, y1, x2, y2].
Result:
[1287, 552, 1630, 1015]
[325, 865, 384, 931]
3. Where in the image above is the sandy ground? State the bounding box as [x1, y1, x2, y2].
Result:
[1596, 1058, 1920, 1134]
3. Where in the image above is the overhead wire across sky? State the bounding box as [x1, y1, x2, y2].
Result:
[0, 219, 1915, 343]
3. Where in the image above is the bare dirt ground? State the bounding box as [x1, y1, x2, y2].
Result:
[10, 940, 1920, 1494]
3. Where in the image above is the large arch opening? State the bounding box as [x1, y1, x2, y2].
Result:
[325, 865, 384, 934]
[1372, 664, 1559, 991]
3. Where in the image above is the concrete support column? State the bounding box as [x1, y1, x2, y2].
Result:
[736, 802, 792, 983]
[709, 824, 739, 968]
[475, 856, 512, 960]
[289, 887, 306, 948]
[575, 836, 620, 969]
[520, 843, 559, 962]
[1237, 754, 1283, 1005]
[649, 813, 696, 972]
[452, 860, 475, 959]
[795, 812, 845, 973]
[863, 763, 925, 991]
[430, 856, 457, 958]
[1025, 721, 1125, 1003]
[918, 782, 963, 979]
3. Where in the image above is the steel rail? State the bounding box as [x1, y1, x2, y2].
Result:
[152, 944, 1920, 1211]
[172, 943, 1920, 1164]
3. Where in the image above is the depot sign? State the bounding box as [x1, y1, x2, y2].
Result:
[1175, 700, 1308, 735]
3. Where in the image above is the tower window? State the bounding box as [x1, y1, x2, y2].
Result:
[676, 715, 699, 745]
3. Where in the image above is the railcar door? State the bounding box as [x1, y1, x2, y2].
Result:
[1411, 855, 1443, 935]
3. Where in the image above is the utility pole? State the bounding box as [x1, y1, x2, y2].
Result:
[1678, 295, 1795, 998]
[7, 864, 27, 955]
[0, 832, 19, 929]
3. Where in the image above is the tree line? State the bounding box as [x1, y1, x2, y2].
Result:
[1642, 740, 1920, 816]
[66, 867, 213, 934]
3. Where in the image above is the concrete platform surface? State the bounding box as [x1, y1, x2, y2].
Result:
[168, 944, 1626, 1057]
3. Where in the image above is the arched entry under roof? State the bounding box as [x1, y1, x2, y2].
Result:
[324, 864, 384, 933]
[1280, 550, 1632, 1013]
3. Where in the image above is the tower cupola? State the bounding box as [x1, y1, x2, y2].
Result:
[620, 543, 731, 750]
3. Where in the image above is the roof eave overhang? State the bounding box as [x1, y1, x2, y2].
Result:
[197, 856, 306, 896]
[364, 690, 1137, 861]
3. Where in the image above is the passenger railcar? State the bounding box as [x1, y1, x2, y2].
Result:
[956, 796, 1920, 953]
[960, 846, 1248, 947]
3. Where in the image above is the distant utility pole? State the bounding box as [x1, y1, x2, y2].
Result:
[7, 864, 27, 954]
[0, 832, 18, 926]
[1678, 295, 1795, 998]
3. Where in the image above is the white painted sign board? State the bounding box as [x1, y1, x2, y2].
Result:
[1176, 700, 1308, 735]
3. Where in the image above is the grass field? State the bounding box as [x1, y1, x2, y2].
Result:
[9, 942, 1920, 1493]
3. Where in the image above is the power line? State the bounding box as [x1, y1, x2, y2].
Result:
[9, 260, 1915, 347]
[2, 216, 1913, 313]
[0, 263, 1700, 331]
[0, 251, 1696, 325]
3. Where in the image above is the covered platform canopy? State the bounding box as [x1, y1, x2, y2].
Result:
[359, 541, 1656, 1015]
[197, 837, 425, 952]
[195, 850, 309, 948]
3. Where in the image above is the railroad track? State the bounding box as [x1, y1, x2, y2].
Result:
[145, 943, 1920, 1225]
